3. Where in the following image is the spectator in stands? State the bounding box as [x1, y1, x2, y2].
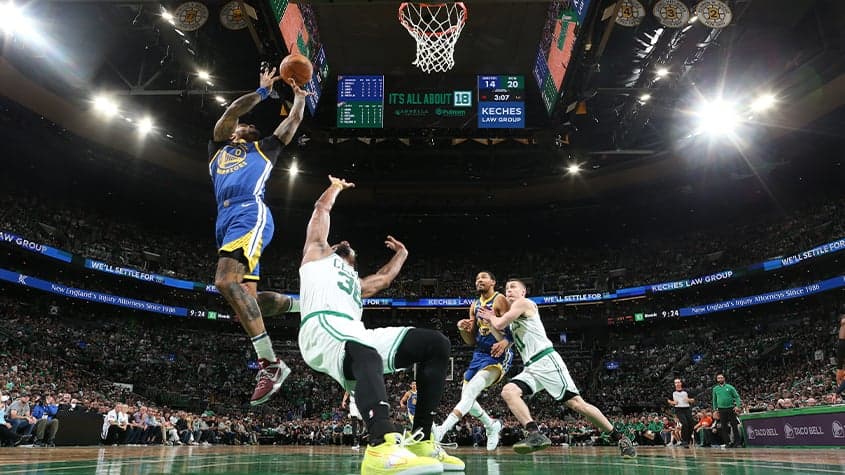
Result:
[0, 393, 22, 446]
[143, 408, 163, 445]
[125, 406, 145, 445]
[32, 394, 60, 446]
[102, 403, 126, 445]
[7, 393, 36, 438]
[709, 411, 725, 447]
[693, 411, 713, 446]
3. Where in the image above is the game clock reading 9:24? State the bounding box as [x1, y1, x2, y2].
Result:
[477, 75, 525, 128]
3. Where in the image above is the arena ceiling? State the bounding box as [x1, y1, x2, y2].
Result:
[1, 0, 844, 208]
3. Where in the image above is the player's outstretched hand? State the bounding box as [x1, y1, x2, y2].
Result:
[287, 78, 314, 98]
[329, 175, 355, 190]
[384, 235, 407, 254]
[457, 318, 473, 332]
[259, 67, 280, 89]
[476, 306, 495, 321]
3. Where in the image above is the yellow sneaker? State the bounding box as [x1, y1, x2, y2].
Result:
[361, 433, 444, 475]
[405, 432, 465, 472]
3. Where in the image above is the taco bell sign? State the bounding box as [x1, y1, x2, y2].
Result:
[742, 410, 845, 447]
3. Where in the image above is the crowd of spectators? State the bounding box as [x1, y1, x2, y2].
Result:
[2, 292, 841, 449]
[2, 188, 843, 298]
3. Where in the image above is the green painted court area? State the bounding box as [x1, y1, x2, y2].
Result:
[3, 446, 845, 475]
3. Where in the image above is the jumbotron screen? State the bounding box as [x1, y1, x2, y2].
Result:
[336, 74, 525, 129]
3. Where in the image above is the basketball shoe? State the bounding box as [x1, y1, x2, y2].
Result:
[513, 430, 551, 454]
[250, 358, 290, 406]
[486, 419, 502, 451]
[618, 435, 637, 458]
[405, 431, 464, 471]
[361, 433, 443, 475]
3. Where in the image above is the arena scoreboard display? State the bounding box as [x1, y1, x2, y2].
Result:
[336, 74, 526, 129]
[477, 75, 525, 128]
[337, 75, 384, 128]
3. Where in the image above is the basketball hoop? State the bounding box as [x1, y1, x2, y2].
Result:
[398, 2, 467, 73]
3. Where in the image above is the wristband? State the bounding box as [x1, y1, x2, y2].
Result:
[256, 87, 270, 101]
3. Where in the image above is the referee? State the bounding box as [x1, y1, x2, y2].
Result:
[667, 378, 695, 448]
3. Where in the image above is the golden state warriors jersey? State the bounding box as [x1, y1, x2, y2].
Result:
[473, 292, 512, 353]
[208, 137, 285, 207]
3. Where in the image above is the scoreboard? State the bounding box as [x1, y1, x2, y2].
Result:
[336, 74, 526, 129]
[477, 75, 525, 128]
[337, 75, 384, 128]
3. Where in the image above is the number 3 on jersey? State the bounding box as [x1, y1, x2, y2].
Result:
[336, 271, 363, 309]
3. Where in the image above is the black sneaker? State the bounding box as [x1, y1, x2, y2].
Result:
[513, 431, 552, 454]
[619, 436, 637, 459]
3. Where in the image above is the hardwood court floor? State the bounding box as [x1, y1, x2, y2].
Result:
[1, 445, 844, 474]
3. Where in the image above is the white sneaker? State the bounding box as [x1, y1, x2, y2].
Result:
[433, 424, 446, 443]
[486, 419, 502, 451]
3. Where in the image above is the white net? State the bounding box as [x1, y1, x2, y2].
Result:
[398, 2, 467, 73]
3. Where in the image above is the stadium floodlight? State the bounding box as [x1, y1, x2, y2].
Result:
[750, 93, 776, 113]
[655, 67, 669, 79]
[0, 2, 35, 37]
[137, 117, 154, 135]
[566, 163, 581, 175]
[695, 99, 739, 136]
[93, 95, 119, 118]
[289, 162, 300, 177]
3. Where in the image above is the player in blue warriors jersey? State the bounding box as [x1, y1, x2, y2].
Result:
[209, 65, 308, 406]
[399, 381, 418, 425]
[434, 271, 512, 451]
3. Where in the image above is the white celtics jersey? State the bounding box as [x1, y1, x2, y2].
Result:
[299, 253, 364, 321]
[510, 299, 554, 363]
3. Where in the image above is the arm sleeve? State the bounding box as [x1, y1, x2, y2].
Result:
[257, 136, 286, 165]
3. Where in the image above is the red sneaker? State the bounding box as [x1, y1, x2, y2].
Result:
[250, 358, 290, 406]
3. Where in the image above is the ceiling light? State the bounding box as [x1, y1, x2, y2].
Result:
[215, 96, 226, 103]
[197, 70, 210, 81]
[688, 15, 698, 23]
[750, 93, 776, 112]
[289, 162, 299, 177]
[655, 67, 669, 78]
[639, 93, 651, 102]
[695, 99, 739, 136]
[161, 10, 175, 25]
[566, 163, 581, 175]
[93, 95, 118, 118]
[137, 117, 154, 135]
[174, 29, 185, 36]
[0, 2, 32, 36]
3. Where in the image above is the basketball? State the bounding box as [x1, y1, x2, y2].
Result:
[279, 53, 313, 87]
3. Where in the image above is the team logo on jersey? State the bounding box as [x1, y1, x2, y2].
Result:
[216, 147, 247, 175]
[477, 318, 492, 336]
